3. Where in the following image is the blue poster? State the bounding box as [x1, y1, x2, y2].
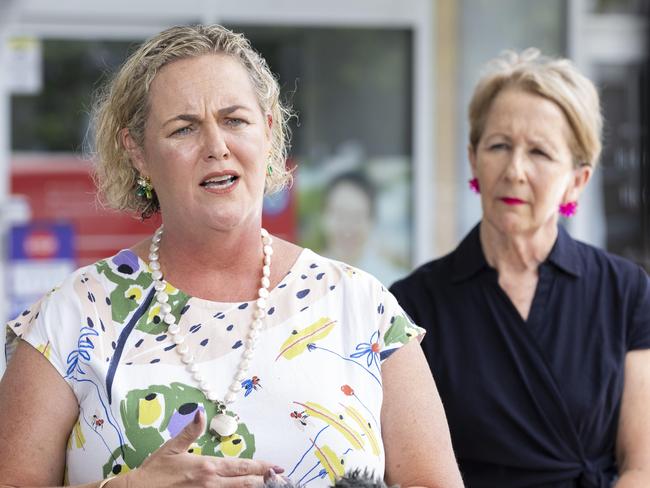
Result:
[7, 221, 76, 320]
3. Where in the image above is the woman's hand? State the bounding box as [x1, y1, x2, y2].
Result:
[117, 411, 284, 488]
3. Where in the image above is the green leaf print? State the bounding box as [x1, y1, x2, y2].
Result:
[103, 382, 256, 474]
[383, 315, 419, 347]
[96, 260, 153, 324]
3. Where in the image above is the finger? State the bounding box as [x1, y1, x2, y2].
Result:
[215, 458, 282, 477]
[263, 468, 292, 486]
[263, 468, 277, 483]
[163, 409, 205, 455]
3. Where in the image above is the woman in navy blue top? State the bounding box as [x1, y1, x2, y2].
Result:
[391, 49, 650, 487]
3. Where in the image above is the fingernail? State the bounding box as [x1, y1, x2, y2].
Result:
[272, 465, 285, 474]
[193, 410, 201, 424]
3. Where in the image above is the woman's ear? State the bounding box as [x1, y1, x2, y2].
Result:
[265, 113, 273, 140]
[121, 128, 147, 174]
[468, 144, 478, 177]
[565, 165, 593, 202]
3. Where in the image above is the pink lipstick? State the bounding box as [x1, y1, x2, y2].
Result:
[500, 197, 525, 205]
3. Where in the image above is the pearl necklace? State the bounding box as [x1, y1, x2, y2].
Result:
[148, 225, 273, 437]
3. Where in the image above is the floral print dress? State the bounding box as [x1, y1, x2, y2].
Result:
[6, 248, 424, 486]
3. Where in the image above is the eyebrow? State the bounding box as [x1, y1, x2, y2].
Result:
[162, 105, 249, 127]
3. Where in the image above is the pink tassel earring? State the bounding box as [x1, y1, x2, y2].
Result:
[469, 178, 480, 193]
[559, 201, 578, 217]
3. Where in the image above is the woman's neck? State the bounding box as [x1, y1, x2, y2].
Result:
[479, 219, 558, 275]
[161, 222, 263, 273]
[148, 220, 268, 301]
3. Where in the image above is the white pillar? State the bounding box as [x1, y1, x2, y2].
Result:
[0, 0, 19, 375]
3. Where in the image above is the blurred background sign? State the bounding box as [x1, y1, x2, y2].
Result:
[7, 36, 42, 95]
[11, 156, 158, 266]
[8, 221, 75, 319]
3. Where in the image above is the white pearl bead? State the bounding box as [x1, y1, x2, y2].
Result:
[248, 328, 259, 341]
[152, 235, 161, 243]
[150, 261, 160, 271]
[260, 228, 269, 237]
[168, 323, 180, 335]
[156, 291, 168, 303]
[243, 348, 255, 360]
[263, 245, 273, 256]
[240, 358, 250, 370]
[161, 303, 172, 314]
[163, 313, 175, 325]
[262, 266, 271, 278]
[149, 252, 159, 261]
[261, 277, 270, 288]
[152, 270, 163, 281]
[264, 255, 271, 266]
[207, 391, 219, 402]
[149, 243, 159, 252]
[258, 288, 269, 298]
[188, 364, 199, 374]
[193, 371, 204, 383]
[178, 344, 189, 355]
[235, 370, 247, 381]
[154, 281, 166, 291]
[254, 309, 266, 319]
[200, 380, 209, 391]
[262, 235, 272, 246]
[181, 352, 194, 364]
[224, 392, 236, 404]
[173, 334, 185, 345]
[256, 297, 267, 309]
[229, 383, 242, 393]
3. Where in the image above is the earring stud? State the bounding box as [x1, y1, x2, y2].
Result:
[136, 175, 153, 200]
[559, 201, 578, 217]
[469, 178, 480, 193]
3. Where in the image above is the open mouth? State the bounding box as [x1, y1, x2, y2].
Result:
[200, 175, 239, 189]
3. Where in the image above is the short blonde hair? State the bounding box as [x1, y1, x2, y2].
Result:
[468, 48, 602, 168]
[92, 24, 293, 218]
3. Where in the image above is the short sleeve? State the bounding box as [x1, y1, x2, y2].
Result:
[627, 266, 650, 351]
[377, 284, 426, 364]
[5, 272, 84, 383]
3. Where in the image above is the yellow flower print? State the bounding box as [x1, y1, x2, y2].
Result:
[147, 302, 162, 325]
[219, 433, 248, 457]
[124, 285, 144, 302]
[164, 282, 179, 296]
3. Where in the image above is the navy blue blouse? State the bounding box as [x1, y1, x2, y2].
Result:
[390, 223, 650, 488]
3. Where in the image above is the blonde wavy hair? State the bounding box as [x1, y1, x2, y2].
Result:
[91, 24, 293, 218]
[468, 48, 602, 168]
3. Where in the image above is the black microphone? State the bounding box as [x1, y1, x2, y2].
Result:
[264, 468, 394, 488]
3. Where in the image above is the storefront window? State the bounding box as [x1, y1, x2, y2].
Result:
[597, 62, 650, 269]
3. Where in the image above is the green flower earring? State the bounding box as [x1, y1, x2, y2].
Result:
[136, 175, 153, 200]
